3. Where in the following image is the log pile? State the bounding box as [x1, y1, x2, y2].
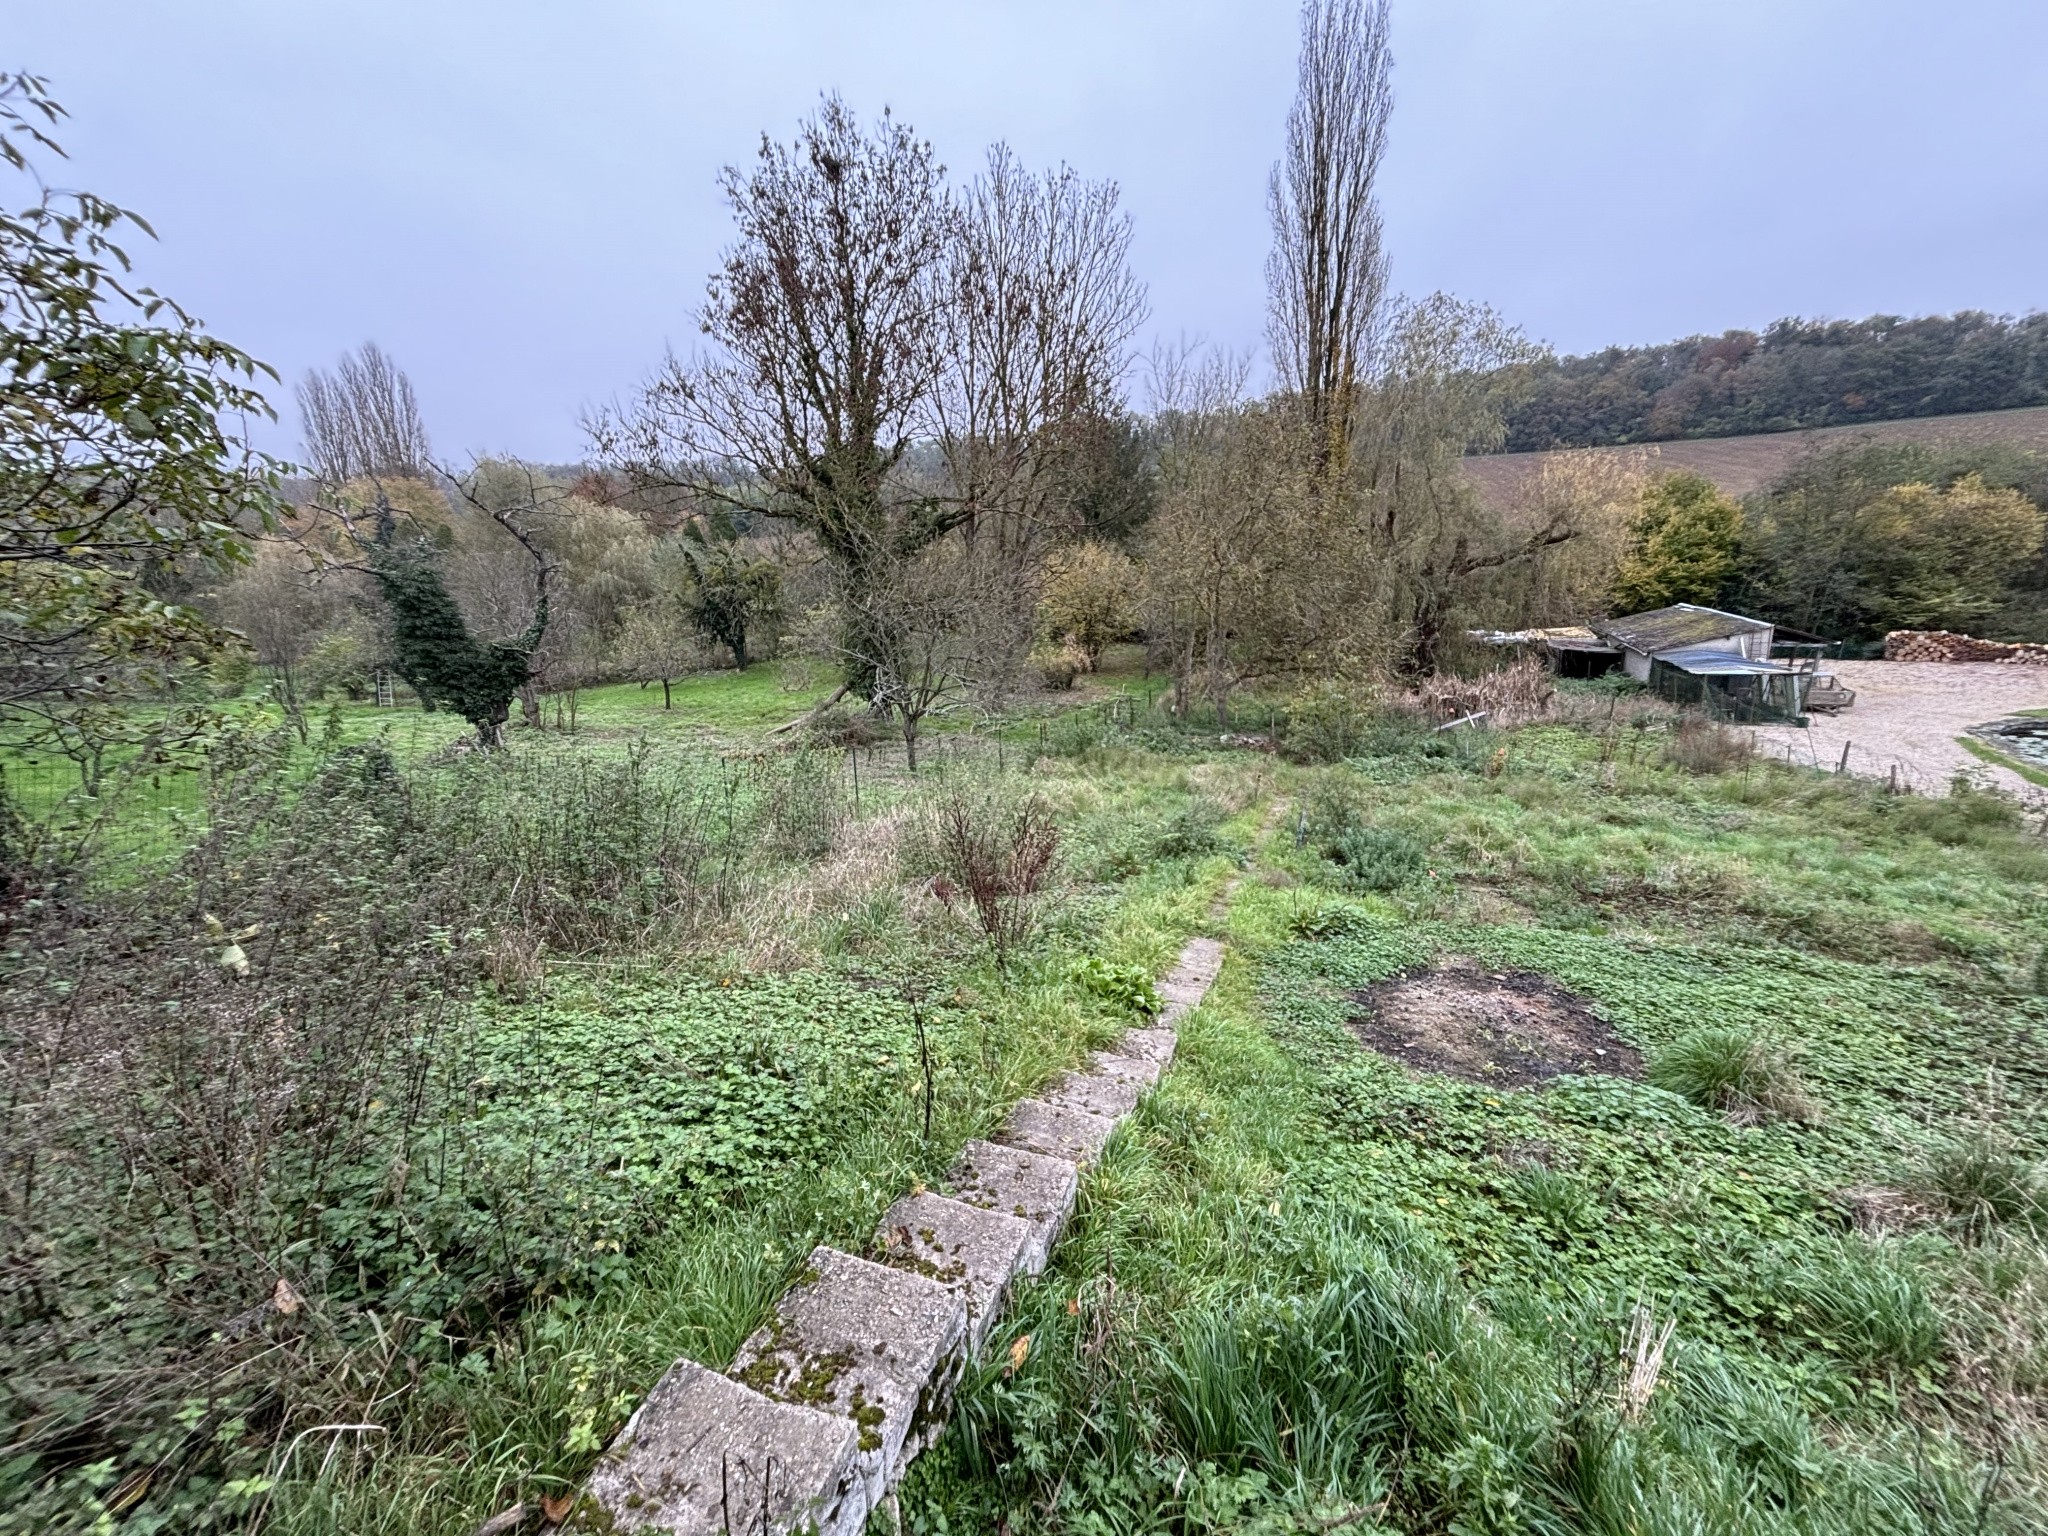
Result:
[1884, 630, 2048, 666]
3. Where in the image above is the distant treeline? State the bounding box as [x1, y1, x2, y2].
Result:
[1501, 312, 2048, 452]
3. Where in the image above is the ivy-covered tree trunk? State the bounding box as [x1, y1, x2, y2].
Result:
[370, 541, 546, 748]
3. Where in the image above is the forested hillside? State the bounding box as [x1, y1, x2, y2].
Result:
[1504, 312, 2048, 451]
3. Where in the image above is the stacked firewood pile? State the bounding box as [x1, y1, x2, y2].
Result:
[1884, 630, 2048, 665]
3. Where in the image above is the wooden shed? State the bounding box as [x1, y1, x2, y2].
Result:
[1591, 604, 1807, 721]
[1593, 604, 1776, 682]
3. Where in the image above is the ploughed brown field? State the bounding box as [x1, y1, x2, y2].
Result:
[1462, 403, 2048, 505]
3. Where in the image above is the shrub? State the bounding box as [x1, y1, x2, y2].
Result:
[1649, 1026, 1820, 1124]
[1038, 542, 1138, 664]
[208, 646, 256, 698]
[300, 620, 377, 700]
[0, 740, 532, 1529]
[930, 787, 1061, 968]
[1283, 681, 1379, 763]
[1302, 776, 1368, 845]
[1032, 640, 1088, 691]
[755, 747, 849, 861]
[1088, 797, 1223, 879]
[1152, 798, 1224, 859]
[1040, 708, 1108, 758]
[1328, 826, 1427, 893]
[1354, 711, 1459, 761]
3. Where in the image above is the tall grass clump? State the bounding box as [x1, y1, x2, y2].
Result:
[1908, 1126, 2044, 1241]
[1663, 715, 1755, 775]
[1754, 1235, 1945, 1376]
[1650, 1024, 1820, 1124]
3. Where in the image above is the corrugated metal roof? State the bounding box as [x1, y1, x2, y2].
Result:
[1594, 603, 1773, 654]
[1654, 644, 1798, 676]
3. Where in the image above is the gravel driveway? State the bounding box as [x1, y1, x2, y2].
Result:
[1748, 661, 2048, 799]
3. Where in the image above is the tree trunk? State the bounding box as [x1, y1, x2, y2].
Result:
[518, 680, 541, 729]
[277, 663, 309, 743]
[661, 677, 672, 709]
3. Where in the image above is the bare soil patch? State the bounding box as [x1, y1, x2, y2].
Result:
[1349, 960, 1641, 1087]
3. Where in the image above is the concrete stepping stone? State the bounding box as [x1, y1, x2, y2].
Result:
[994, 1097, 1120, 1165]
[873, 1191, 1033, 1354]
[1118, 1026, 1178, 1065]
[577, 1357, 863, 1536]
[581, 932, 1230, 1533]
[1037, 1068, 1143, 1121]
[943, 1139, 1078, 1275]
[728, 1246, 966, 1509]
[1090, 1049, 1163, 1087]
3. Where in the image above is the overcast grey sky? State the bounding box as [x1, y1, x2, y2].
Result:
[11, 1, 2047, 461]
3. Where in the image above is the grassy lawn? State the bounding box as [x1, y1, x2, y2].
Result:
[9, 670, 2047, 1535]
[900, 723, 2048, 1533]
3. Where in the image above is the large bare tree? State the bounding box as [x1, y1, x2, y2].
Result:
[1267, 0, 1393, 474]
[938, 146, 1146, 691]
[596, 99, 953, 706]
[596, 98, 1141, 713]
